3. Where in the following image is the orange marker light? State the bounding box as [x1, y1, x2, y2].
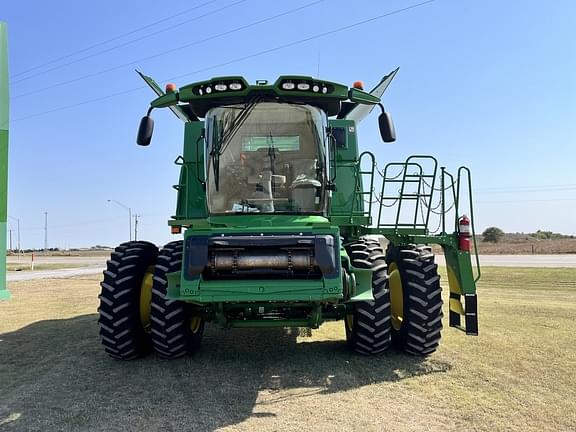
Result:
[165, 83, 177, 93]
[171, 225, 182, 234]
[352, 81, 364, 90]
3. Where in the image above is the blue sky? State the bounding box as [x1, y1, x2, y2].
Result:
[2, 0, 575, 249]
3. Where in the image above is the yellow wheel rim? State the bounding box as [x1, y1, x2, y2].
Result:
[388, 262, 404, 331]
[190, 316, 202, 334]
[139, 265, 155, 332]
[345, 313, 354, 331]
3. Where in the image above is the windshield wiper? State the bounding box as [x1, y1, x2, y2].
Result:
[211, 97, 261, 191]
[267, 131, 276, 175]
[218, 97, 261, 156]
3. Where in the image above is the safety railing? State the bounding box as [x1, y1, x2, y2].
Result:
[349, 154, 478, 238]
[173, 155, 194, 220]
[376, 156, 438, 231]
[348, 151, 376, 221]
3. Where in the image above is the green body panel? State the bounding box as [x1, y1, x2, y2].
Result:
[205, 214, 331, 228]
[329, 119, 362, 221]
[444, 248, 476, 294]
[0, 23, 9, 300]
[171, 220, 342, 303]
[174, 121, 207, 220]
[178, 75, 350, 104]
[178, 278, 340, 303]
[347, 265, 373, 301]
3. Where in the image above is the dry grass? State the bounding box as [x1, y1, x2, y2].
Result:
[430, 237, 576, 255]
[0, 268, 575, 432]
[476, 237, 576, 255]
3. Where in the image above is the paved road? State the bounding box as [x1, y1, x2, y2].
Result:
[7, 255, 107, 266]
[436, 254, 576, 268]
[7, 266, 104, 282]
[6, 254, 575, 282]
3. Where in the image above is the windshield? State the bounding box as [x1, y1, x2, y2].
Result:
[206, 102, 327, 215]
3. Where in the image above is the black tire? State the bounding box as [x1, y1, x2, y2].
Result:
[386, 244, 443, 356]
[151, 241, 204, 358]
[345, 238, 392, 355]
[98, 241, 158, 360]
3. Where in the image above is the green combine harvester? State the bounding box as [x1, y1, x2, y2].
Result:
[97, 70, 480, 359]
[0, 24, 480, 354]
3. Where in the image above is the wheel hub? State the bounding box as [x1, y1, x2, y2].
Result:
[388, 262, 404, 331]
[139, 265, 155, 332]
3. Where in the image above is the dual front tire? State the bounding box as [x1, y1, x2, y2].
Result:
[98, 240, 204, 360]
[345, 239, 443, 356]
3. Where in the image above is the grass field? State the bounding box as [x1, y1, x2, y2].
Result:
[0, 267, 575, 432]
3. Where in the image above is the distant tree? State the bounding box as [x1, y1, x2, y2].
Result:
[482, 227, 504, 243]
[529, 230, 573, 240]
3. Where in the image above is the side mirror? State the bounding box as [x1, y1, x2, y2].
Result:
[137, 116, 154, 146]
[378, 111, 396, 143]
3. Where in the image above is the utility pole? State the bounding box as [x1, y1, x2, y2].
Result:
[44, 211, 48, 253]
[8, 228, 12, 251]
[134, 214, 139, 241]
[8, 216, 20, 255]
[107, 199, 132, 242]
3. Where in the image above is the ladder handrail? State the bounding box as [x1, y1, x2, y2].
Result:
[456, 166, 481, 282]
[378, 156, 438, 231]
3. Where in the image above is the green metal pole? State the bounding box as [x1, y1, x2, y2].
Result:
[0, 22, 10, 300]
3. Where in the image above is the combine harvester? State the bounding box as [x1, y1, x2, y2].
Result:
[98, 69, 481, 359]
[0, 25, 480, 352]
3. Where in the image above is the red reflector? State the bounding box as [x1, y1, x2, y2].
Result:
[171, 226, 182, 234]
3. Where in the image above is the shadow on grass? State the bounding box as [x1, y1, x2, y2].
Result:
[0, 315, 451, 431]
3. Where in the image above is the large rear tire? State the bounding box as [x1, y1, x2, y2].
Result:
[344, 238, 392, 355]
[150, 241, 205, 358]
[98, 241, 158, 360]
[386, 244, 443, 356]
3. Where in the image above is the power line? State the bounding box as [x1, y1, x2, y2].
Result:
[11, 0, 436, 123]
[477, 198, 576, 204]
[11, 0, 221, 78]
[12, 0, 248, 84]
[167, 0, 436, 83]
[475, 184, 576, 194]
[13, 86, 146, 122]
[13, 0, 325, 99]
[19, 216, 128, 231]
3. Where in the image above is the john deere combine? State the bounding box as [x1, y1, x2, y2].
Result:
[98, 70, 480, 359]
